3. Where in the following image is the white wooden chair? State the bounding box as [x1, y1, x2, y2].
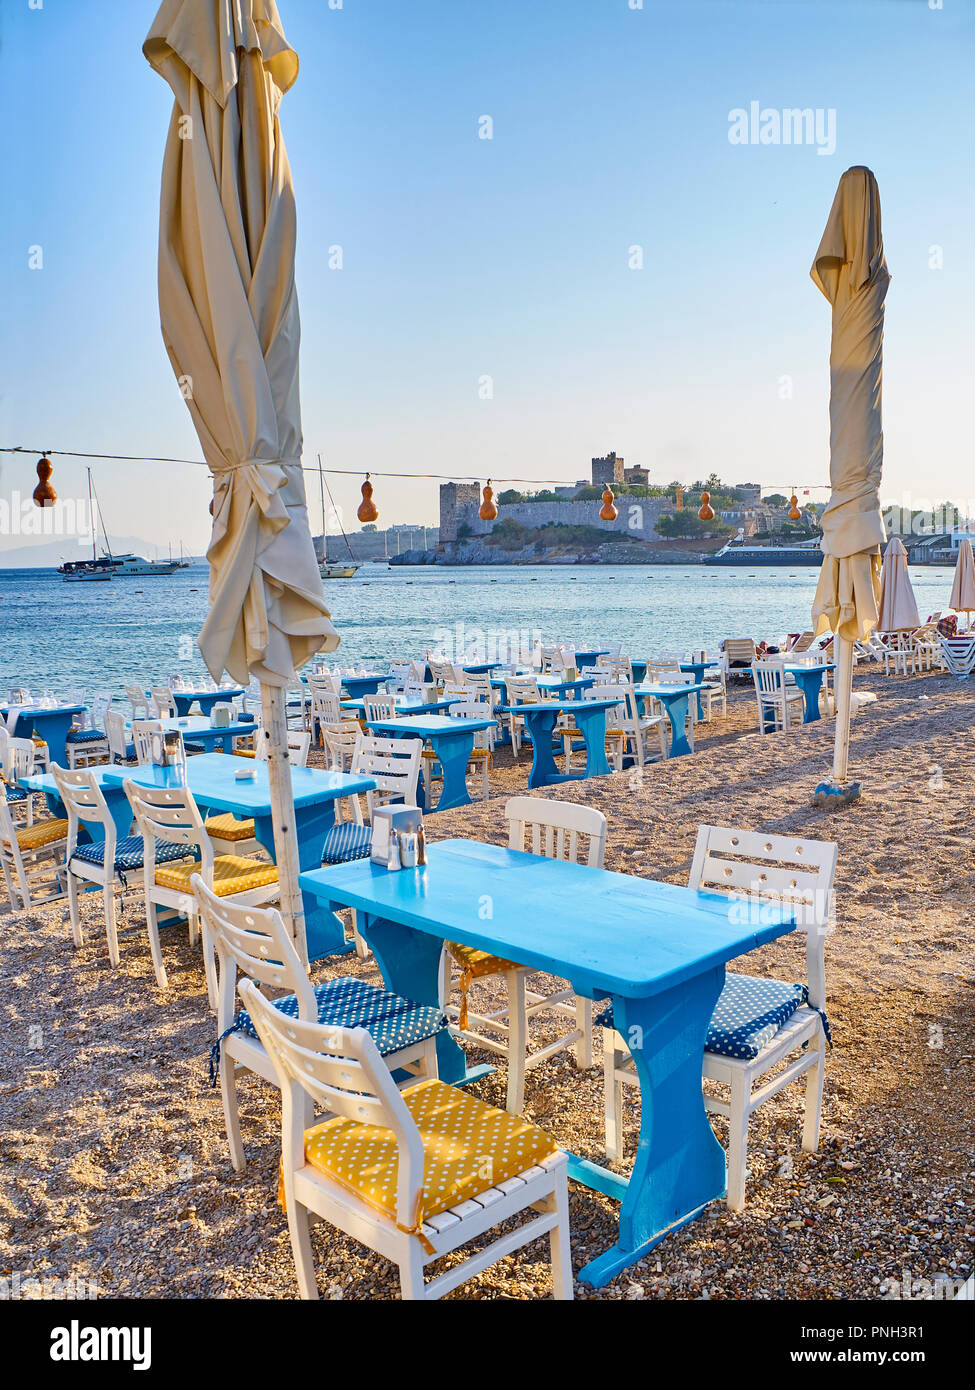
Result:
[309, 688, 342, 745]
[564, 683, 664, 772]
[324, 734, 422, 852]
[363, 693, 397, 724]
[1, 734, 40, 825]
[880, 632, 915, 677]
[595, 654, 634, 685]
[65, 693, 111, 767]
[0, 780, 69, 909]
[702, 665, 727, 721]
[241, 978, 572, 1301]
[442, 699, 494, 800]
[130, 719, 163, 765]
[320, 720, 363, 773]
[428, 657, 462, 687]
[195, 879, 441, 1171]
[752, 659, 805, 733]
[503, 674, 543, 757]
[602, 825, 837, 1210]
[149, 686, 179, 718]
[722, 637, 758, 680]
[440, 797, 608, 1114]
[125, 684, 151, 719]
[105, 709, 137, 764]
[123, 778, 279, 1000]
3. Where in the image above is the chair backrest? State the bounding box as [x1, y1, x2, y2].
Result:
[239, 979, 423, 1232]
[462, 671, 495, 706]
[0, 782, 30, 898]
[447, 700, 494, 749]
[723, 638, 757, 665]
[51, 763, 114, 856]
[88, 693, 112, 732]
[428, 658, 462, 686]
[789, 631, 815, 653]
[149, 687, 178, 718]
[256, 728, 310, 767]
[123, 778, 210, 869]
[596, 655, 633, 684]
[387, 660, 412, 692]
[583, 682, 628, 721]
[539, 643, 567, 673]
[125, 684, 150, 719]
[351, 733, 422, 817]
[504, 675, 542, 706]
[104, 708, 131, 762]
[6, 737, 39, 782]
[0, 726, 11, 783]
[321, 720, 362, 772]
[504, 795, 607, 867]
[688, 825, 837, 1009]
[310, 689, 342, 727]
[192, 876, 314, 1036]
[306, 672, 341, 698]
[130, 719, 164, 765]
[363, 694, 397, 723]
[752, 659, 785, 697]
[440, 682, 470, 704]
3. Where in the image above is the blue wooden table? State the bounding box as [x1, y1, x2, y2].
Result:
[168, 687, 246, 718]
[572, 648, 610, 669]
[340, 673, 390, 699]
[299, 839, 798, 1286]
[340, 696, 459, 717]
[501, 698, 620, 787]
[126, 714, 257, 754]
[680, 661, 719, 720]
[99, 754, 376, 960]
[634, 683, 707, 758]
[461, 660, 502, 675]
[20, 765, 134, 841]
[1, 703, 87, 767]
[491, 674, 597, 701]
[365, 714, 496, 813]
[744, 663, 835, 728]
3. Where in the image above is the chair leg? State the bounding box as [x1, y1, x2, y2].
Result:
[603, 1033, 624, 1162]
[66, 870, 84, 949]
[549, 1167, 574, 1300]
[219, 1051, 246, 1171]
[103, 880, 120, 967]
[351, 907, 369, 960]
[801, 1033, 825, 1152]
[145, 897, 169, 989]
[725, 1070, 750, 1212]
[397, 1246, 426, 1301]
[504, 969, 528, 1115]
[573, 997, 592, 1069]
[286, 1197, 320, 1300]
[199, 915, 218, 1011]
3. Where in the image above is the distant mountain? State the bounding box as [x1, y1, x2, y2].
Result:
[0, 537, 204, 569]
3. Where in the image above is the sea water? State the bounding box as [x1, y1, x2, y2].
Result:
[0, 562, 956, 695]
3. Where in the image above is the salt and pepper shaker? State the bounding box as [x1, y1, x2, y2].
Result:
[387, 829, 402, 871]
[416, 823, 427, 866]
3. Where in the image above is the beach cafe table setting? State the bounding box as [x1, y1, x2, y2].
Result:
[748, 663, 836, 728]
[1, 701, 88, 768]
[500, 697, 621, 788]
[164, 685, 247, 718]
[633, 682, 709, 759]
[362, 713, 497, 812]
[299, 837, 799, 1286]
[128, 713, 258, 755]
[334, 672, 390, 700]
[340, 695, 460, 718]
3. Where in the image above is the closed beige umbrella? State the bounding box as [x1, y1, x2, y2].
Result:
[949, 538, 975, 621]
[810, 166, 890, 803]
[877, 536, 919, 633]
[145, 0, 338, 956]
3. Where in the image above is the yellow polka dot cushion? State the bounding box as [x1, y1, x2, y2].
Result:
[15, 818, 70, 852]
[155, 856, 278, 896]
[446, 941, 523, 1029]
[205, 813, 256, 841]
[287, 1077, 559, 1248]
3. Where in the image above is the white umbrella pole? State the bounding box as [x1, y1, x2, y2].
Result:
[831, 635, 854, 783]
[260, 683, 308, 969]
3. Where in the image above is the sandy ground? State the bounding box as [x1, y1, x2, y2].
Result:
[1, 663, 973, 1300]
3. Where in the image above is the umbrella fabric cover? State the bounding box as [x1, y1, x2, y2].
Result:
[810, 166, 890, 643]
[877, 536, 919, 632]
[949, 537, 975, 616]
[145, 0, 338, 687]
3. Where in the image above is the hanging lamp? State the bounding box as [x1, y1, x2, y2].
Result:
[357, 474, 379, 523]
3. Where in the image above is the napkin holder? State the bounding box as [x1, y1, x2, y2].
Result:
[370, 805, 424, 869]
[422, 684, 439, 704]
[211, 703, 232, 728]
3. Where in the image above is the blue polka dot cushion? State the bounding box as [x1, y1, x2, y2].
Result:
[65, 728, 107, 744]
[4, 784, 27, 804]
[210, 975, 445, 1084]
[70, 835, 192, 875]
[597, 973, 830, 1061]
[321, 821, 372, 865]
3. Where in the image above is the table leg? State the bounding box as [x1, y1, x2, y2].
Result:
[662, 693, 694, 757]
[799, 672, 824, 724]
[573, 704, 611, 778]
[522, 711, 561, 788]
[359, 913, 475, 1086]
[34, 712, 75, 768]
[577, 966, 726, 1287]
[428, 732, 476, 812]
[250, 803, 354, 961]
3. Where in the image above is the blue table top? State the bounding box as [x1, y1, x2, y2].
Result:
[367, 714, 497, 737]
[125, 714, 256, 737]
[341, 697, 458, 716]
[635, 682, 708, 698]
[491, 675, 594, 691]
[740, 663, 835, 676]
[499, 697, 621, 714]
[304, 672, 387, 684]
[99, 753, 375, 813]
[19, 765, 120, 796]
[680, 660, 719, 670]
[2, 703, 86, 718]
[300, 839, 798, 999]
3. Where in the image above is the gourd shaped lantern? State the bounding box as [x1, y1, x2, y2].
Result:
[33, 455, 57, 508]
[698, 490, 715, 522]
[357, 474, 379, 524]
[479, 481, 498, 522]
[675, 485, 684, 510]
[600, 486, 618, 522]
[788, 493, 802, 520]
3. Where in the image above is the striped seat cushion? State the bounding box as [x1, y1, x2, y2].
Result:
[65, 728, 108, 744]
[16, 818, 70, 851]
[205, 813, 256, 841]
[70, 835, 191, 873]
[321, 821, 372, 865]
[596, 973, 826, 1061]
[155, 856, 278, 895]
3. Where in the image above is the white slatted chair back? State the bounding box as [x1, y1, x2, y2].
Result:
[0, 783, 29, 903]
[539, 644, 566, 674]
[446, 700, 495, 751]
[440, 682, 470, 705]
[0, 726, 12, 783]
[505, 795, 607, 868]
[688, 825, 837, 1009]
[87, 693, 112, 732]
[192, 876, 314, 1038]
[256, 728, 311, 767]
[596, 655, 633, 684]
[428, 658, 460, 687]
[351, 733, 422, 817]
[104, 709, 132, 763]
[131, 719, 163, 766]
[363, 694, 397, 723]
[598, 641, 623, 660]
[310, 689, 342, 729]
[723, 638, 757, 667]
[387, 661, 412, 692]
[645, 660, 682, 682]
[51, 764, 115, 858]
[7, 737, 39, 782]
[239, 980, 423, 1229]
[150, 687, 179, 718]
[125, 685, 150, 719]
[123, 778, 211, 864]
[462, 671, 495, 706]
[306, 673, 341, 699]
[504, 675, 542, 706]
[321, 721, 362, 773]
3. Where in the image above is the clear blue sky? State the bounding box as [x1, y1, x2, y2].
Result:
[1, 0, 973, 555]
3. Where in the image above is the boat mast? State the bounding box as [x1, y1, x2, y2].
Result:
[320, 459, 357, 564]
[87, 468, 97, 562]
[318, 453, 328, 564]
[89, 470, 113, 562]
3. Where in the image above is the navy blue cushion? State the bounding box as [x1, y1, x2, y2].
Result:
[70, 835, 191, 874]
[4, 784, 27, 804]
[210, 976, 446, 1084]
[321, 821, 372, 865]
[65, 728, 107, 744]
[597, 973, 823, 1061]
